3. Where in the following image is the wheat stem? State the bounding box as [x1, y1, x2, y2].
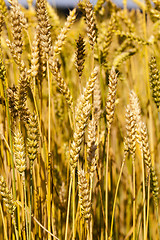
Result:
[142, 151, 146, 240]
[47, 60, 51, 240]
[12, 215, 19, 240]
[72, 169, 75, 240]
[22, 174, 29, 240]
[29, 177, 32, 240]
[110, 155, 126, 238]
[143, 9, 154, 166]
[0, 203, 8, 240]
[133, 158, 136, 240]
[105, 129, 110, 240]
[65, 176, 73, 240]
[89, 176, 93, 240]
[3, 74, 17, 200]
[145, 174, 150, 240]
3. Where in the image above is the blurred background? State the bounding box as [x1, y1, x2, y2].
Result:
[4, 0, 141, 9]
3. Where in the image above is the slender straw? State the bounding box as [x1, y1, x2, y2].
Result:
[72, 169, 75, 239]
[47, 60, 51, 240]
[110, 157, 125, 238]
[105, 129, 110, 240]
[65, 176, 73, 240]
[133, 158, 136, 240]
[22, 173, 29, 240]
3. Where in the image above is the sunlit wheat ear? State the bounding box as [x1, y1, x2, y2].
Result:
[15, 65, 30, 123]
[113, 48, 137, 68]
[14, 130, 26, 176]
[94, 0, 105, 14]
[115, 39, 132, 56]
[141, 122, 159, 206]
[85, 0, 97, 49]
[31, 27, 40, 78]
[83, 67, 98, 102]
[75, 66, 98, 118]
[8, 0, 23, 60]
[125, 104, 136, 159]
[93, 76, 101, 123]
[149, 56, 160, 109]
[51, 59, 73, 110]
[36, 0, 52, 59]
[129, 90, 142, 142]
[0, 57, 6, 83]
[0, 9, 3, 38]
[0, 176, 16, 217]
[9, 0, 28, 29]
[115, 29, 149, 45]
[7, 86, 18, 124]
[27, 113, 39, 175]
[106, 67, 118, 130]
[78, 169, 91, 222]
[75, 34, 85, 78]
[70, 67, 98, 169]
[47, 1, 60, 30]
[100, 13, 116, 66]
[117, 10, 135, 33]
[70, 99, 91, 170]
[52, 8, 76, 56]
[87, 119, 97, 176]
[6, 39, 21, 67]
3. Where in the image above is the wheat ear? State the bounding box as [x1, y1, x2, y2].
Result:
[50, 59, 73, 111]
[14, 130, 29, 240]
[27, 112, 39, 240]
[36, 0, 52, 60]
[149, 56, 160, 110]
[0, 176, 18, 240]
[9, 0, 23, 61]
[85, 0, 97, 49]
[75, 34, 85, 78]
[125, 104, 136, 240]
[52, 8, 76, 57]
[105, 66, 118, 239]
[78, 169, 91, 222]
[141, 122, 159, 205]
[106, 67, 118, 130]
[87, 119, 97, 176]
[70, 67, 98, 170]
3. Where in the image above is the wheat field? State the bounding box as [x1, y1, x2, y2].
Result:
[0, 0, 160, 239]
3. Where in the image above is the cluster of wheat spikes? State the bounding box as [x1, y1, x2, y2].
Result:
[0, 0, 160, 239]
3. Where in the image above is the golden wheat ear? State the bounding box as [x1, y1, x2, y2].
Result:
[15, 66, 30, 124]
[87, 119, 97, 176]
[27, 113, 39, 175]
[70, 68, 98, 170]
[51, 59, 73, 111]
[85, 0, 97, 49]
[31, 26, 40, 78]
[106, 67, 118, 130]
[75, 34, 85, 78]
[129, 90, 142, 143]
[141, 122, 159, 206]
[52, 8, 76, 57]
[125, 104, 136, 159]
[36, 0, 52, 60]
[0, 176, 16, 217]
[8, 0, 24, 61]
[78, 169, 91, 222]
[14, 130, 26, 176]
[149, 56, 160, 109]
[70, 99, 91, 170]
